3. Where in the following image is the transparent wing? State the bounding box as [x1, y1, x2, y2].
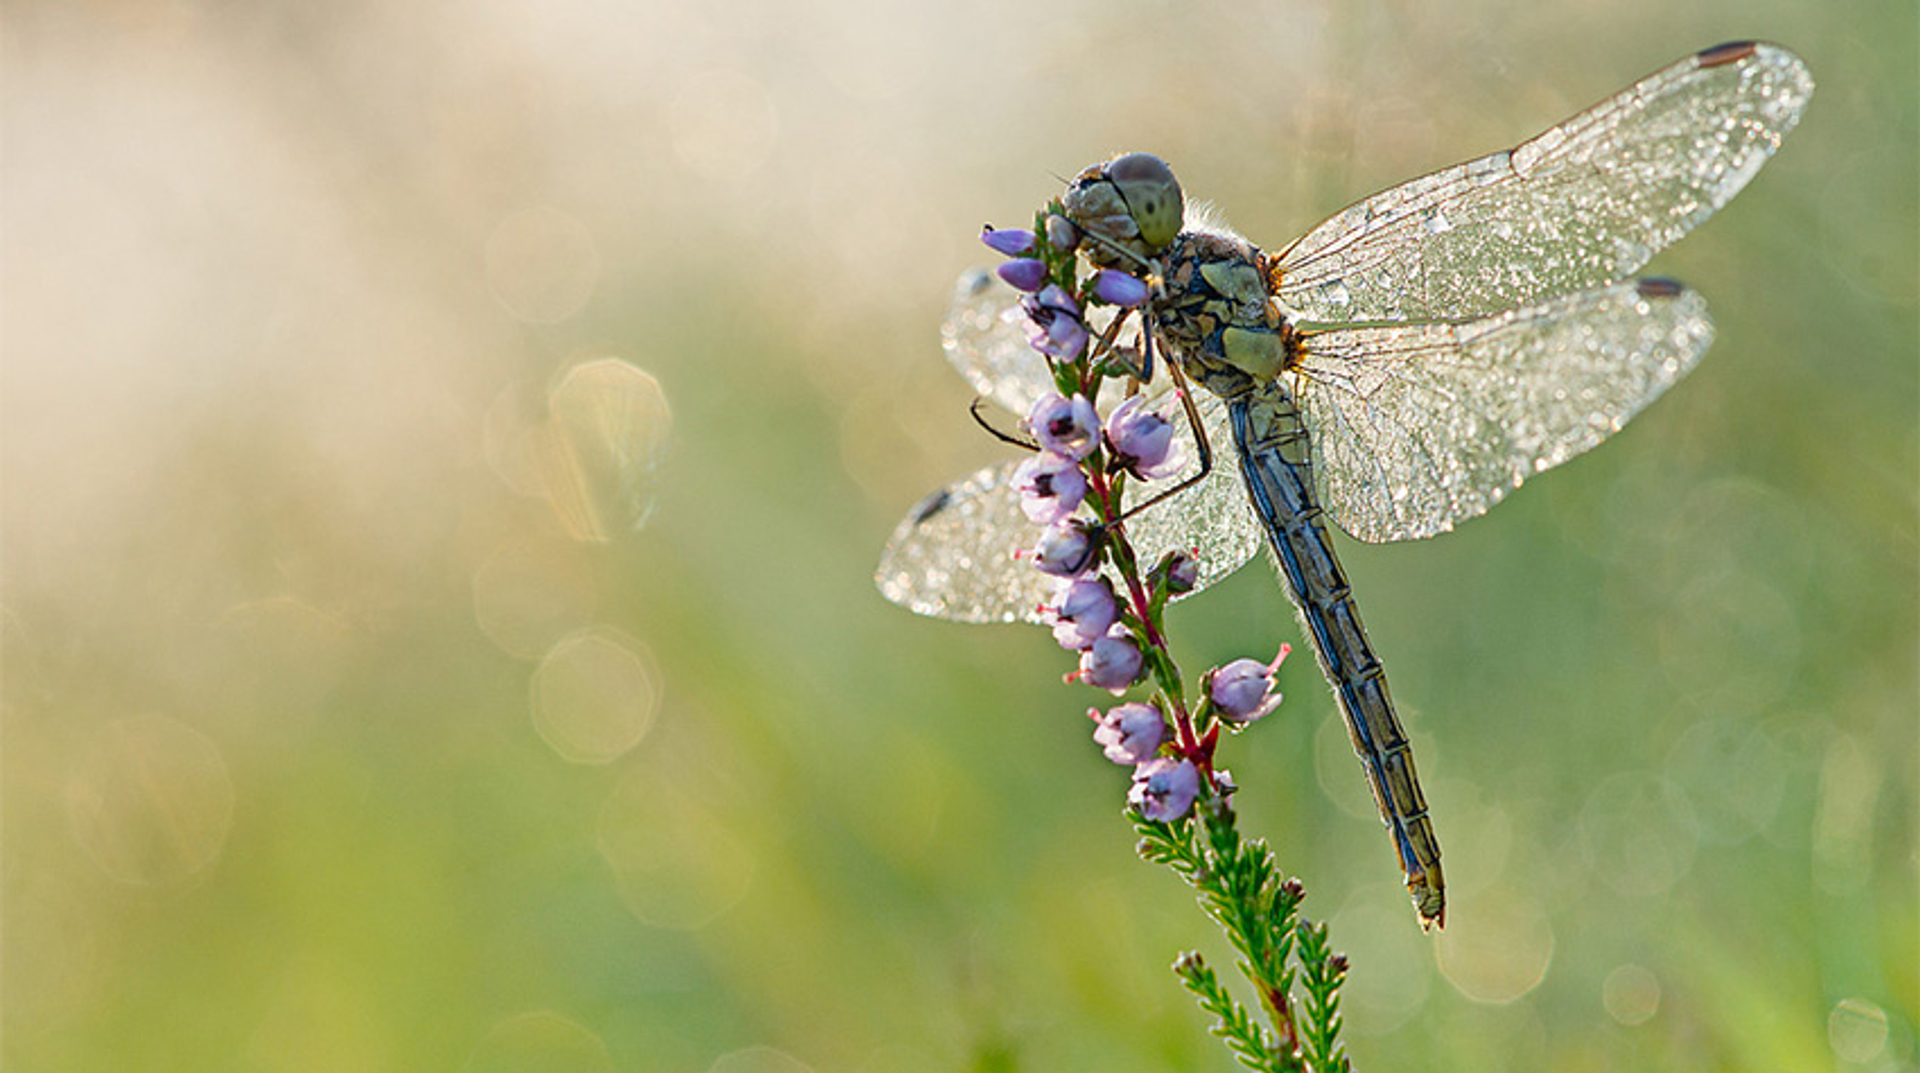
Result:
[875, 462, 1060, 623]
[942, 268, 1171, 414]
[1112, 389, 1264, 595]
[1273, 42, 1812, 324]
[941, 268, 1058, 417]
[875, 390, 1261, 623]
[1291, 278, 1714, 543]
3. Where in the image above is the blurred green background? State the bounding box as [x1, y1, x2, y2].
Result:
[5, 0, 1914, 1069]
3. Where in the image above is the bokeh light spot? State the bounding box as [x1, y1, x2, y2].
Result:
[1601, 963, 1661, 1026]
[1578, 772, 1698, 898]
[1827, 997, 1890, 1064]
[485, 205, 600, 324]
[1331, 899, 1432, 1032]
[472, 535, 599, 659]
[670, 70, 778, 180]
[67, 715, 234, 886]
[1663, 718, 1786, 845]
[599, 774, 754, 930]
[541, 359, 672, 541]
[466, 1011, 613, 1072]
[532, 627, 661, 765]
[1435, 887, 1554, 1004]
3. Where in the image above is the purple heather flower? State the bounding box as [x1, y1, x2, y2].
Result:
[1013, 451, 1088, 526]
[1044, 213, 1078, 251]
[1092, 269, 1149, 308]
[1130, 757, 1200, 822]
[1073, 625, 1143, 694]
[1091, 702, 1166, 765]
[1163, 549, 1200, 594]
[1023, 392, 1100, 461]
[997, 257, 1047, 293]
[1105, 395, 1182, 479]
[1206, 643, 1291, 724]
[1045, 575, 1118, 650]
[1023, 284, 1089, 361]
[1026, 520, 1097, 578]
[980, 227, 1036, 256]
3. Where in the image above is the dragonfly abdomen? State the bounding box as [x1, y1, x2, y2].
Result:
[1229, 386, 1447, 928]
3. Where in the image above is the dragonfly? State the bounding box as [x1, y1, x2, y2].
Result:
[875, 42, 1812, 927]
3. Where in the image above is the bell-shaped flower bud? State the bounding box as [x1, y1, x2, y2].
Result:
[1072, 625, 1144, 695]
[1205, 644, 1291, 724]
[1045, 575, 1117, 650]
[996, 257, 1047, 293]
[1092, 268, 1149, 308]
[1129, 757, 1200, 822]
[1023, 393, 1101, 461]
[980, 227, 1037, 256]
[1025, 520, 1098, 578]
[1013, 451, 1088, 526]
[1105, 395, 1182, 479]
[1091, 702, 1166, 765]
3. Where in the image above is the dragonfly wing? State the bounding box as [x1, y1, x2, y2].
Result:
[875, 390, 1262, 622]
[1116, 388, 1265, 593]
[942, 269, 1060, 417]
[1291, 278, 1714, 543]
[875, 460, 1059, 623]
[1273, 42, 1812, 324]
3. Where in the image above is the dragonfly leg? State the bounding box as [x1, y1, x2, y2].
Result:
[1106, 353, 1215, 526]
[968, 397, 1040, 451]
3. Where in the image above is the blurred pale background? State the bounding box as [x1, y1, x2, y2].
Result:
[4, 1, 1914, 1070]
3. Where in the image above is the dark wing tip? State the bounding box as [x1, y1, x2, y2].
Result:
[1635, 277, 1687, 300]
[1697, 41, 1760, 68]
[908, 488, 954, 526]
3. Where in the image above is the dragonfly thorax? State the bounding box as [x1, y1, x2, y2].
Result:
[1154, 227, 1298, 401]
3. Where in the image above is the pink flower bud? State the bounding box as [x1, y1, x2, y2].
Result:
[1129, 757, 1199, 821]
[1092, 269, 1149, 307]
[1046, 576, 1117, 650]
[1013, 451, 1088, 525]
[1026, 521, 1097, 577]
[997, 257, 1047, 292]
[1092, 702, 1166, 764]
[1024, 393, 1101, 461]
[980, 227, 1036, 256]
[1072, 626, 1143, 694]
[1206, 644, 1291, 723]
[1105, 395, 1181, 479]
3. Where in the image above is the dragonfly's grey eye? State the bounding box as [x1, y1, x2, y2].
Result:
[1107, 152, 1183, 251]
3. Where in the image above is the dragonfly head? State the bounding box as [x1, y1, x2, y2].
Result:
[1062, 152, 1184, 269]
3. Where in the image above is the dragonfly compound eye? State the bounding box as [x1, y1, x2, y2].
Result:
[1063, 152, 1185, 267]
[1107, 152, 1184, 252]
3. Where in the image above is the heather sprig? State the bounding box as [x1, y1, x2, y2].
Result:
[978, 210, 1351, 1070]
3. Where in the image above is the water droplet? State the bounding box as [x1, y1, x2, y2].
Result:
[1317, 279, 1352, 307]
